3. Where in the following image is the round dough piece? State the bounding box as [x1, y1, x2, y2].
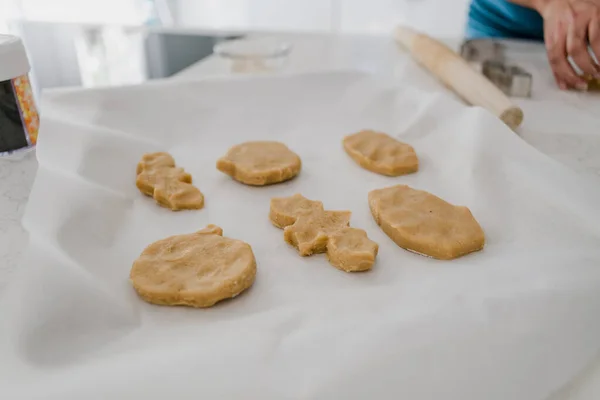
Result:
[216, 141, 301, 186]
[343, 130, 418, 176]
[130, 225, 256, 308]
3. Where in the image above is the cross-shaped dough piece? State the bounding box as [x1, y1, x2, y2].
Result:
[270, 194, 378, 272]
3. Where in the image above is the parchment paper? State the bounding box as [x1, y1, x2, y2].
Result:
[1, 71, 600, 399]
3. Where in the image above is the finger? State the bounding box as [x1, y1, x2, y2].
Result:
[554, 75, 568, 90]
[546, 20, 587, 88]
[566, 14, 599, 80]
[589, 14, 600, 70]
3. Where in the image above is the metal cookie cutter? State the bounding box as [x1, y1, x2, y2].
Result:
[460, 39, 532, 98]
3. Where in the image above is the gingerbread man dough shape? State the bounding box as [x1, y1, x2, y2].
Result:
[136, 152, 204, 211]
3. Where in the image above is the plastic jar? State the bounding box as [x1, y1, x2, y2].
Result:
[0, 34, 39, 157]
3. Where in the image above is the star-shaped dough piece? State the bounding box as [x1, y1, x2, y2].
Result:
[284, 210, 351, 256]
[217, 141, 301, 186]
[369, 185, 485, 260]
[343, 130, 418, 176]
[269, 194, 324, 228]
[136, 152, 204, 211]
[130, 225, 256, 308]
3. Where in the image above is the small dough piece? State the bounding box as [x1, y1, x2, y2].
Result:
[130, 225, 256, 308]
[269, 194, 324, 228]
[197, 224, 223, 236]
[136, 152, 204, 211]
[343, 130, 418, 176]
[217, 141, 301, 186]
[327, 228, 379, 272]
[136, 152, 176, 175]
[368, 185, 485, 260]
[271, 194, 378, 271]
[284, 210, 351, 256]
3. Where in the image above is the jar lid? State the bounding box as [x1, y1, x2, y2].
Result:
[0, 34, 30, 82]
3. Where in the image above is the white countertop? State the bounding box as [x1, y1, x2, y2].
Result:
[1, 32, 599, 398]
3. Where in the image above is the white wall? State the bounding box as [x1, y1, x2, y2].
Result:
[338, 0, 469, 37]
[174, 0, 470, 38]
[174, 0, 334, 32]
[5, 0, 471, 38]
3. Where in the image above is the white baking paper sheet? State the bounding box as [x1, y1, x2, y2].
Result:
[1, 71, 600, 400]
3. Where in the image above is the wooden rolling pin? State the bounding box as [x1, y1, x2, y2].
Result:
[394, 26, 524, 131]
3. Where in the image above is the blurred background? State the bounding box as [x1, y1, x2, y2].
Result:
[0, 0, 470, 98]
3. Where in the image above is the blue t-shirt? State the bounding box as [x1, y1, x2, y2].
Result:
[466, 0, 544, 40]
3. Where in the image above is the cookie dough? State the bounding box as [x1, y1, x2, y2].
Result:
[136, 152, 204, 211]
[343, 130, 418, 176]
[368, 185, 485, 260]
[269, 194, 324, 228]
[270, 194, 378, 272]
[327, 228, 379, 272]
[284, 210, 352, 256]
[130, 225, 256, 308]
[217, 141, 301, 186]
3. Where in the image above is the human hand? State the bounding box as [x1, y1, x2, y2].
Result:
[536, 0, 600, 90]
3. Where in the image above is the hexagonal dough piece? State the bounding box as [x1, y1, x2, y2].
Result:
[217, 141, 301, 186]
[343, 130, 418, 176]
[368, 185, 485, 260]
[327, 228, 379, 272]
[130, 225, 256, 308]
[283, 210, 351, 256]
[136, 152, 204, 211]
[269, 194, 324, 228]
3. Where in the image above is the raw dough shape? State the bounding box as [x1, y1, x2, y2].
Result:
[368, 185, 485, 260]
[270, 194, 378, 272]
[216, 141, 301, 186]
[326, 228, 379, 272]
[343, 130, 419, 176]
[130, 224, 256, 308]
[269, 193, 324, 228]
[284, 210, 352, 256]
[136, 152, 204, 211]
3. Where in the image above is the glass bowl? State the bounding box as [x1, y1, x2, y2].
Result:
[213, 37, 292, 73]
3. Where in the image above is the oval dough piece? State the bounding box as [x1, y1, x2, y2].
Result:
[130, 225, 256, 308]
[368, 185, 484, 260]
[216, 141, 301, 186]
[343, 130, 418, 176]
[269, 193, 324, 228]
